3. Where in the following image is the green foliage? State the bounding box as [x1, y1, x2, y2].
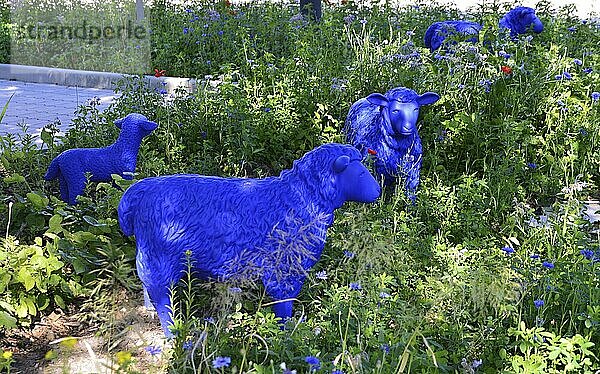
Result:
[0, 236, 82, 327]
[1, 0, 600, 372]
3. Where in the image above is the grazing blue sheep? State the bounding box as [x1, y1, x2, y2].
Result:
[424, 20, 482, 52]
[44, 113, 158, 205]
[499, 6, 543, 37]
[344, 87, 440, 201]
[118, 143, 381, 336]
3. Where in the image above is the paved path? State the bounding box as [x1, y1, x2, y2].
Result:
[0, 79, 118, 140]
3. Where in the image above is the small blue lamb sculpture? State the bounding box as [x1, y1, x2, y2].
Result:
[424, 20, 482, 52]
[344, 87, 440, 201]
[499, 6, 543, 38]
[45, 113, 158, 204]
[118, 143, 381, 336]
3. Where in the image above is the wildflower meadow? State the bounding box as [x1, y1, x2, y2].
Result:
[1, 0, 600, 372]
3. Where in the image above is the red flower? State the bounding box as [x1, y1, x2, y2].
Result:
[501, 65, 512, 75]
[367, 148, 377, 155]
[154, 69, 166, 78]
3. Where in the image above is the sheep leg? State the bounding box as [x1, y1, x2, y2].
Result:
[143, 285, 155, 310]
[67, 176, 87, 205]
[262, 274, 303, 323]
[145, 284, 174, 338]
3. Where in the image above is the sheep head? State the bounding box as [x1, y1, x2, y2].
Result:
[332, 154, 380, 203]
[366, 90, 440, 136]
[114, 113, 159, 136]
[500, 7, 543, 36]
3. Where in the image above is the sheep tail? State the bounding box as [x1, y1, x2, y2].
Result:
[117, 191, 137, 236]
[44, 158, 60, 181]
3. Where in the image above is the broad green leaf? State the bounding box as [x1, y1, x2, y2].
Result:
[48, 215, 63, 234]
[3, 174, 26, 184]
[0, 311, 16, 328]
[54, 295, 65, 309]
[24, 297, 36, 316]
[26, 193, 47, 209]
[17, 268, 35, 291]
[83, 216, 106, 227]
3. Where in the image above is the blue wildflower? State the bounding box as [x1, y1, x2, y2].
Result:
[379, 291, 391, 298]
[218, 30, 224, 36]
[472, 359, 483, 368]
[183, 340, 194, 351]
[567, 26, 576, 32]
[530, 254, 540, 260]
[204, 316, 215, 323]
[534, 299, 544, 308]
[527, 162, 537, 169]
[555, 74, 563, 80]
[159, 89, 167, 95]
[305, 356, 321, 370]
[228, 286, 242, 294]
[315, 270, 327, 280]
[563, 71, 572, 80]
[580, 249, 594, 260]
[573, 58, 583, 66]
[212, 356, 231, 369]
[343, 250, 355, 259]
[591, 92, 600, 102]
[332, 370, 344, 374]
[145, 345, 161, 356]
[263, 107, 271, 113]
[200, 130, 207, 139]
[583, 67, 593, 73]
[542, 261, 554, 269]
[360, 19, 367, 25]
[499, 51, 511, 59]
[344, 14, 355, 24]
[501, 246, 515, 255]
[579, 128, 588, 136]
[381, 344, 390, 354]
[349, 282, 362, 291]
[183, 27, 191, 34]
[406, 30, 415, 36]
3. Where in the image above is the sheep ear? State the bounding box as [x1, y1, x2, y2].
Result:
[114, 118, 124, 129]
[366, 93, 389, 107]
[333, 155, 350, 174]
[417, 92, 440, 106]
[142, 120, 158, 131]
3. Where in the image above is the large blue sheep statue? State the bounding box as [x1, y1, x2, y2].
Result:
[424, 20, 482, 52]
[44, 113, 158, 205]
[344, 87, 440, 201]
[117, 143, 381, 336]
[499, 6, 543, 37]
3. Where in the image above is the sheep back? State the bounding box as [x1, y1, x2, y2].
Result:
[424, 21, 482, 51]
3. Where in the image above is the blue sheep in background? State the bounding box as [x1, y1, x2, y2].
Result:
[424, 20, 482, 51]
[118, 143, 381, 336]
[499, 6, 543, 37]
[344, 87, 440, 201]
[44, 113, 158, 205]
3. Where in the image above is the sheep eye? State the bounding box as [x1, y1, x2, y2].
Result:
[392, 109, 400, 113]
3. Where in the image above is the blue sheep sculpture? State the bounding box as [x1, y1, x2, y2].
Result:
[344, 87, 440, 201]
[499, 6, 543, 37]
[118, 143, 381, 336]
[424, 20, 482, 52]
[44, 113, 158, 205]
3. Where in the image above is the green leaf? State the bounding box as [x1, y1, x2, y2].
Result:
[0, 310, 16, 328]
[3, 173, 26, 184]
[17, 268, 35, 291]
[83, 216, 106, 227]
[26, 192, 47, 209]
[24, 297, 36, 316]
[15, 300, 28, 318]
[37, 295, 50, 311]
[54, 295, 65, 309]
[47, 215, 63, 234]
